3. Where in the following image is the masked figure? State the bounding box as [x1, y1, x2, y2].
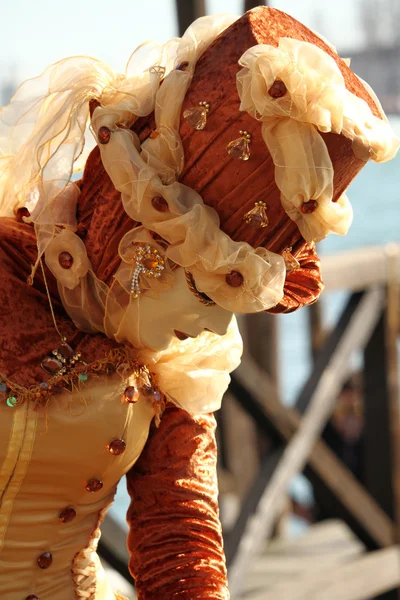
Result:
[0, 7, 398, 600]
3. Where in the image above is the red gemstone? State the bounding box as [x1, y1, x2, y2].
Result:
[176, 61, 189, 71]
[16, 207, 31, 222]
[26, 596, 40, 600]
[86, 478, 103, 493]
[268, 80, 287, 99]
[37, 552, 52, 569]
[58, 343, 74, 359]
[74, 361, 88, 373]
[98, 126, 111, 144]
[225, 271, 244, 288]
[107, 439, 126, 456]
[123, 385, 139, 403]
[151, 196, 169, 212]
[300, 200, 319, 214]
[58, 252, 74, 269]
[59, 507, 76, 523]
[41, 356, 63, 374]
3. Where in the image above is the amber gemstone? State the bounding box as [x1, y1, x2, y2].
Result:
[123, 385, 140, 403]
[176, 61, 189, 71]
[58, 252, 74, 269]
[37, 552, 52, 569]
[225, 271, 244, 288]
[107, 439, 126, 456]
[98, 126, 111, 144]
[151, 196, 169, 212]
[41, 356, 63, 374]
[149, 130, 160, 139]
[59, 507, 76, 523]
[300, 200, 319, 214]
[26, 595, 40, 600]
[85, 478, 103, 493]
[268, 80, 287, 99]
[143, 257, 160, 270]
[16, 207, 31, 222]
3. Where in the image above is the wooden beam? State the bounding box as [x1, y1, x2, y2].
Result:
[227, 289, 394, 589]
[320, 244, 400, 292]
[245, 546, 400, 600]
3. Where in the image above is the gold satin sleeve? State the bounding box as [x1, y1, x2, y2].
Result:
[126, 404, 229, 600]
[267, 243, 324, 314]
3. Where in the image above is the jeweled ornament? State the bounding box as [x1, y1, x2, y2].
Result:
[86, 478, 103, 493]
[225, 271, 244, 288]
[123, 385, 140, 403]
[58, 252, 74, 269]
[226, 130, 251, 161]
[243, 201, 269, 228]
[151, 196, 169, 212]
[37, 552, 52, 569]
[6, 396, 18, 408]
[268, 79, 287, 98]
[153, 389, 162, 402]
[282, 247, 301, 273]
[59, 507, 76, 523]
[98, 126, 111, 144]
[107, 439, 126, 455]
[301, 199, 319, 214]
[130, 244, 165, 298]
[183, 101, 210, 131]
[176, 61, 189, 71]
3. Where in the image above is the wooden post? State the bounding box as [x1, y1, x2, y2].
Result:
[363, 254, 400, 600]
[176, 0, 206, 35]
[244, 0, 267, 11]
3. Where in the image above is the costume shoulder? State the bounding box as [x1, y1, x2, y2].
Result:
[0, 218, 70, 383]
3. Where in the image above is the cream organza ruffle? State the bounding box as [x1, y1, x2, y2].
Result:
[0, 13, 286, 315]
[237, 38, 399, 242]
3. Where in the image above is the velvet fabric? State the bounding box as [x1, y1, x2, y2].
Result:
[127, 406, 228, 600]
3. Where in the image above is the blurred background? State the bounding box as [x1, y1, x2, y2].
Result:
[2, 1, 399, 598]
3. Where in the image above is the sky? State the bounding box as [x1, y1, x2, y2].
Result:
[1, 0, 365, 88]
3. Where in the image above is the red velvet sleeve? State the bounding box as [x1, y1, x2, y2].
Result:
[267, 243, 324, 314]
[126, 404, 229, 600]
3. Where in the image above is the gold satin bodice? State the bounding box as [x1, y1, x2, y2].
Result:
[0, 375, 154, 599]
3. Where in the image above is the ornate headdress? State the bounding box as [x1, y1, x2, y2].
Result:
[0, 9, 398, 331]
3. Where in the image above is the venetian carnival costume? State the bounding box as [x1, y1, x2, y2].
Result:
[0, 7, 398, 600]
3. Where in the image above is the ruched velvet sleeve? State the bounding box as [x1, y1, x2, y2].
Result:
[126, 404, 229, 600]
[267, 242, 324, 314]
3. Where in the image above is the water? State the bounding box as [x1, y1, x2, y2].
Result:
[110, 116, 400, 527]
